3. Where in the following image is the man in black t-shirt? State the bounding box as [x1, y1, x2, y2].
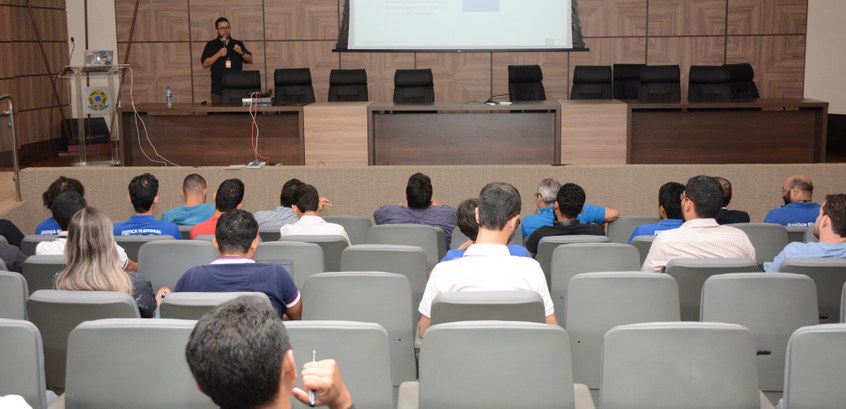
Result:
[525, 183, 605, 256]
[201, 17, 253, 104]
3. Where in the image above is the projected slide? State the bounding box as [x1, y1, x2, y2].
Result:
[349, 0, 573, 50]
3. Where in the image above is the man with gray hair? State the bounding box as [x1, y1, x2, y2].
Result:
[521, 178, 619, 238]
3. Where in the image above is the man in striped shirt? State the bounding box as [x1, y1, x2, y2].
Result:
[642, 175, 756, 273]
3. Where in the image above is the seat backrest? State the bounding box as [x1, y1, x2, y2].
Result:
[566, 272, 679, 388]
[606, 215, 661, 243]
[285, 321, 393, 409]
[420, 321, 576, 409]
[21, 234, 58, 256]
[137, 240, 218, 291]
[274, 68, 316, 105]
[570, 65, 612, 100]
[0, 271, 28, 319]
[730, 222, 789, 264]
[687, 65, 731, 101]
[303, 272, 415, 386]
[114, 235, 175, 262]
[612, 63, 644, 99]
[550, 243, 641, 325]
[665, 257, 760, 321]
[221, 70, 262, 104]
[21, 255, 66, 295]
[160, 291, 271, 320]
[638, 65, 681, 102]
[26, 290, 140, 391]
[785, 226, 811, 243]
[328, 69, 368, 102]
[258, 225, 281, 242]
[340, 244, 428, 313]
[508, 64, 546, 101]
[600, 322, 761, 409]
[701, 273, 818, 391]
[631, 235, 655, 265]
[178, 225, 191, 240]
[254, 241, 324, 289]
[725, 63, 760, 99]
[323, 215, 372, 245]
[278, 235, 348, 272]
[393, 69, 435, 103]
[782, 324, 846, 407]
[65, 318, 214, 409]
[0, 319, 47, 409]
[537, 235, 610, 286]
[430, 290, 546, 325]
[780, 257, 846, 323]
[366, 224, 440, 270]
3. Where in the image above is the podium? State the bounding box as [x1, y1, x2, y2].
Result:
[58, 65, 127, 166]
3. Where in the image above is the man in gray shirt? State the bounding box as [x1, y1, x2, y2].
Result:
[373, 172, 456, 246]
[254, 178, 304, 228]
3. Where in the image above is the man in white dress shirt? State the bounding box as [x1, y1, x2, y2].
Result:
[279, 184, 350, 245]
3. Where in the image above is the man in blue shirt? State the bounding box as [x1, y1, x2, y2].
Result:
[628, 181, 685, 243]
[36, 176, 85, 235]
[161, 174, 215, 226]
[374, 172, 457, 247]
[442, 198, 530, 261]
[522, 178, 619, 239]
[114, 173, 182, 239]
[764, 193, 846, 272]
[764, 174, 821, 227]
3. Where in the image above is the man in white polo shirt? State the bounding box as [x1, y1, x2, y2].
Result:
[417, 182, 556, 337]
[279, 184, 350, 245]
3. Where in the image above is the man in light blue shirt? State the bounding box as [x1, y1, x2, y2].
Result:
[628, 181, 685, 243]
[521, 178, 619, 239]
[161, 174, 215, 226]
[765, 193, 846, 272]
[764, 174, 821, 227]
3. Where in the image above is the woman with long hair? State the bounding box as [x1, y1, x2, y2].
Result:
[54, 207, 157, 318]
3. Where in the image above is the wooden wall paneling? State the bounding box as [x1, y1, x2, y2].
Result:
[264, 0, 340, 41]
[13, 6, 66, 41]
[0, 43, 13, 79]
[339, 52, 415, 103]
[491, 52, 569, 101]
[15, 42, 68, 76]
[189, 0, 265, 42]
[415, 53, 492, 103]
[727, 0, 807, 35]
[303, 102, 369, 166]
[648, 0, 727, 36]
[647, 36, 726, 98]
[576, 0, 648, 37]
[560, 100, 628, 164]
[0, 5, 13, 43]
[7, 1, 65, 7]
[13, 75, 57, 111]
[115, 0, 190, 42]
[119, 42, 194, 105]
[190, 40, 266, 103]
[264, 41, 339, 102]
[726, 35, 806, 98]
[568, 37, 647, 97]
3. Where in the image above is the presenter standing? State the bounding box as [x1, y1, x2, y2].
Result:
[201, 17, 253, 104]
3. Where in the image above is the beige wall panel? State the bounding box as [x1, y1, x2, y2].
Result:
[264, 41, 338, 103]
[416, 53, 492, 103]
[14, 6, 66, 41]
[115, 0, 189, 42]
[265, 0, 339, 41]
[647, 36, 726, 98]
[727, 0, 807, 35]
[191, 41, 266, 103]
[119, 42, 194, 105]
[726, 35, 806, 98]
[576, 0, 648, 37]
[339, 52, 415, 102]
[568, 37, 647, 97]
[189, 0, 264, 42]
[560, 100, 628, 164]
[491, 52, 569, 101]
[15, 42, 68, 76]
[303, 102, 369, 166]
[648, 0, 727, 36]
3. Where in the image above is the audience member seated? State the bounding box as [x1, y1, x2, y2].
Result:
[190, 178, 244, 239]
[113, 173, 181, 239]
[254, 178, 303, 228]
[642, 176, 756, 273]
[36, 176, 84, 235]
[525, 183, 606, 256]
[175, 210, 302, 319]
[417, 182, 556, 337]
[53, 207, 157, 318]
[280, 185, 349, 245]
[36, 191, 138, 272]
[764, 193, 846, 272]
[628, 182, 685, 243]
[185, 296, 354, 409]
[373, 172, 457, 247]
[522, 178, 619, 239]
[714, 176, 750, 225]
[161, 174, 215, 226]
[0, 242, 26, 273]
[0, 219, 24, 248]
[442, 198, 530, 261]
[764, 174, 821, 227]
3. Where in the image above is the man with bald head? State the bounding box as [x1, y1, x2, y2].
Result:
[764, 175, 821, 227]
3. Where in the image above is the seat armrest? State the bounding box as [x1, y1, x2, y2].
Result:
[397, 381, 419, 409]
[574, 384, 596, 409]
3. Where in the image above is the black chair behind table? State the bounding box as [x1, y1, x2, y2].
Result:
[393, 69, 435, 104]
[687, 65, 731, 102]
[612, 63, 644, 99]
[220, 70, 262, 105]
[570, 65, 612, 100]
[328, 69, 368, 102]
[274, 68, 316, 105]
[508, 64, 546, 101]
[638, 65, 681, 102]
[726, 63, 760, 99]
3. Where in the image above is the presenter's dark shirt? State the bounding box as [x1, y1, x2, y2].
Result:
[201, 38, 251, 96]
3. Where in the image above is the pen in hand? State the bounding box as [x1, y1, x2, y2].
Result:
[309, 349, 317, 407]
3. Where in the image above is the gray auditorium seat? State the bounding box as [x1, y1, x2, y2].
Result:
[254, 241, 324, 288]
[731, 223, 789, 265]
[431, 290, 546, 326]
[631, 235, 655, 265]
[160, 292, 270, 320]
[21, 235, 58, 256]
[537, 235, 610, 287]
[0, 271, 28, 319]
[0, 319, 48, 409]
[323, 216, 372, 245]
[367, 224, 441, 270]
[137, 240, 217, 291]
[114, 235, 174, 261]
[781, 324, 846, 408]
[258, 225, 281, 242]
[21, 255, 66, 295]
[341, 244, 428, 316]
[279, 235, 348, 272]
[780, 257, 846, 323]
[665, 257, 759, 321]
[606, 216, 660, 244]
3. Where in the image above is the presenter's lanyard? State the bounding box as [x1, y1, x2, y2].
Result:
[224, 40, 232, 69]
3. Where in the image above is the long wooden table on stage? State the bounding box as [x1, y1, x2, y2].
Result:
[119, 103, 304, 166]
[368, 101, 561, 165]
[627, 98, 829, 164]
